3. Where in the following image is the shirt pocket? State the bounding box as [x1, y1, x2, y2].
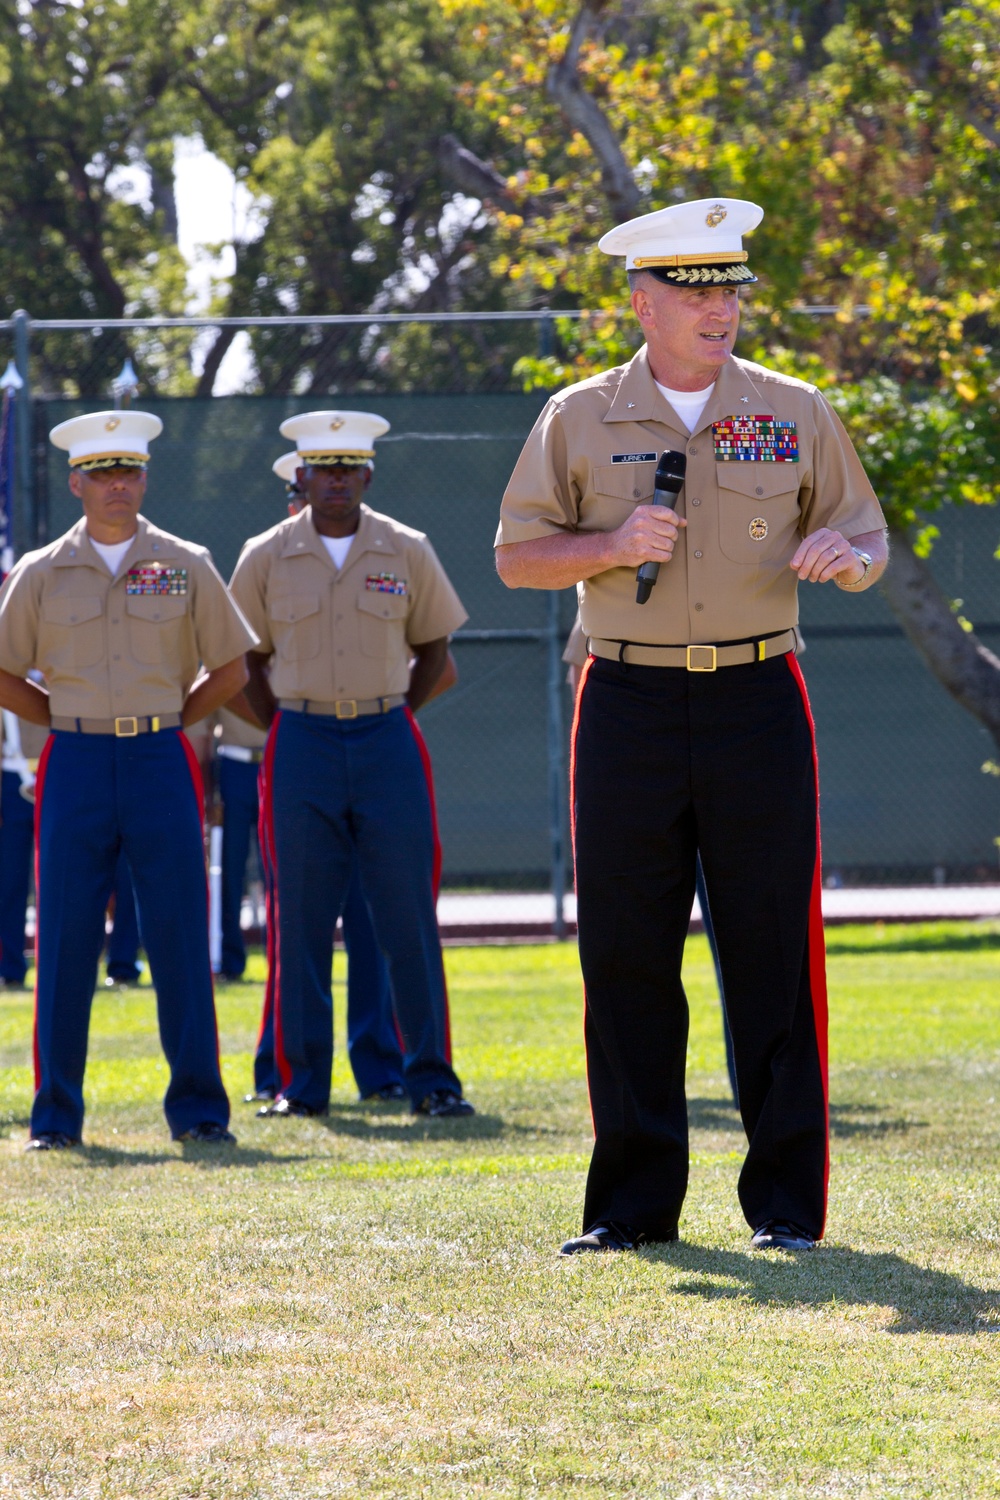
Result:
[356, 590, 409, 660]
[125, 595, 189, 665]
[41, 595, 104, 668]
[716, 466, 802, 565]
[268, 593, 321, 662]
[591, 463, 657, 505]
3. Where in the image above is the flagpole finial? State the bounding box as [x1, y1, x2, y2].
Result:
[0, 360, 23, 393]
[111, 357, 139, 409]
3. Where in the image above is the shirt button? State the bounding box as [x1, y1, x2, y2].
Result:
[691, 498, 701, 506]
[113, 654, 120, 661]
[111, 618, 119, 625]
[694, 602, 704, 612]
[337, 649, 344, 656]
[694, 550, 703, 559]
[633, 489, 642, 499]
[755, 486, 764, 496]
[689, 445, 698, 455]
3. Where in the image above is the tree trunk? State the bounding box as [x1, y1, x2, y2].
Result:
[546, 1, 642, 222]
[879, 524, 1000, 755]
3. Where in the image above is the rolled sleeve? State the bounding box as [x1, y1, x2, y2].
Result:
[0, 562, 41, 678]
[495, 401, 579, 547]
[229, 544, 274, 657]
[800, 393, 886, 540]
[405, 542, 468, 645]
[191, 554, 259, 670]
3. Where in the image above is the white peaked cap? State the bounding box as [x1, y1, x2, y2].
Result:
[598, 198, 763, 283]
[49, 409, 163, 468]
[272, 452, 301, 484]
[279, 409, 390, 464]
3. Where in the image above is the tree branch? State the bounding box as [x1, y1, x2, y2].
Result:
[880, 525, 1000, 754]
[546, 0, 641, 221]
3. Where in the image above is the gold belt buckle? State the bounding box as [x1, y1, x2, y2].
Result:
[686, 645, 717, 673]
[335, 699, 358, 719]
[114, 716, 139, 737]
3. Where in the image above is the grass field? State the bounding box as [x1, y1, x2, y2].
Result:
[1, 923, 999, 1498]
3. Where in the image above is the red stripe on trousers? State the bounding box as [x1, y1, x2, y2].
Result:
[403, 706, 451, 1063]
[30, 734, 55, 1091]
[254, 755, 275, 1057]
[261, 713, 291, 1092]
[177, 729, 223, 1074]
[785, 653, 830, 1237]
[569, 656, 596, 1138]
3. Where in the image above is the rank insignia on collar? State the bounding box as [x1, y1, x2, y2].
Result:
[713, 416, 799, 462]
[126, 565, 188, 596]
[365, 573, 407, 596]
[612, 452, 657, 464]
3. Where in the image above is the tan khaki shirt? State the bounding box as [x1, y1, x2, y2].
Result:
[497, 347, 885, 645]
[0, 514, 258, 719]
[230, 503, 468, 702]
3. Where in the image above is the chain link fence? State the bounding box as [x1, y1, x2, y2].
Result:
[1, 311, 998, 897]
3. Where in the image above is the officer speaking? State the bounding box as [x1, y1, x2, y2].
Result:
[495, 198, 888, 1256]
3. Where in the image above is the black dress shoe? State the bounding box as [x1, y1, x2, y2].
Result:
[414, 1089, 475, 1118]
[256, 1098, 326, 1119]
[25, 1131, 80, 1151]
[243, 1088, 275, 1104]
[750, 1220, 817, 1251]
[360, 1083, 406, 1102]
[175, 1122, 237, 1144]
[560, 1221, 651, 1255]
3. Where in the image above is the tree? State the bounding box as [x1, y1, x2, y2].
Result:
[444, 0, 1000, 751]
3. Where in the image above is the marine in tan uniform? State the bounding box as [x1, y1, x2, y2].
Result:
[0, 409, 257, 1149]
[0, 710, 47, 987]
[229, 411, 473, 1118]
[496, 198, 887, 1254]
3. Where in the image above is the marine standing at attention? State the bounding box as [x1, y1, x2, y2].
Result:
[229, 411, 473, 1119]
[495, 199, 887, 1254]
[0, 410, 257, 1150]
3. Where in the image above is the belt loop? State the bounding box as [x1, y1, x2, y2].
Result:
[617, 640, 629, 672]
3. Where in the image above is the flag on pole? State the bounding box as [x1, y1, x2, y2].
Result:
[0, 358, 23, 579]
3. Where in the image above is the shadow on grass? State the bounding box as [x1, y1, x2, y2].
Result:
[312, 1105, 509, 1143]
[68, 1143, 312, 1169]
[687, 1097, 927, 1140]
[826, 928, 1000, 957]
[648, 1241, 999, 1334]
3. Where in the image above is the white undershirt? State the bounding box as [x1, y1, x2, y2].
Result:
[89, 536, 134, 576]
[321, 534, 355, 570]
[654, 380, 716, 434]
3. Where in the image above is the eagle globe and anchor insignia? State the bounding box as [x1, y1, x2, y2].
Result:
[749, 517, 769, 541]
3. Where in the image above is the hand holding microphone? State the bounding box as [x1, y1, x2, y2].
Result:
[635, 449, 687, 604]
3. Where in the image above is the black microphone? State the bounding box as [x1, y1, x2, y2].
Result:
[636, 449, 687, 604]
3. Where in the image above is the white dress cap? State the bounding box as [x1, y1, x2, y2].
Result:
[279, 409, 390, 465]
[49, 410, 163, 469]
[272, 452, 300, 484]
[599, 198, 763, 283]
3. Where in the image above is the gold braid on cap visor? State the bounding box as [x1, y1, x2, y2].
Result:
[298, 451, 374, 467]
[643, 263, 757, 285]
[72, 454, 149, 471]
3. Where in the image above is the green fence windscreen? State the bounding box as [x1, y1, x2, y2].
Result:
[35, 394, 1000, 883]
